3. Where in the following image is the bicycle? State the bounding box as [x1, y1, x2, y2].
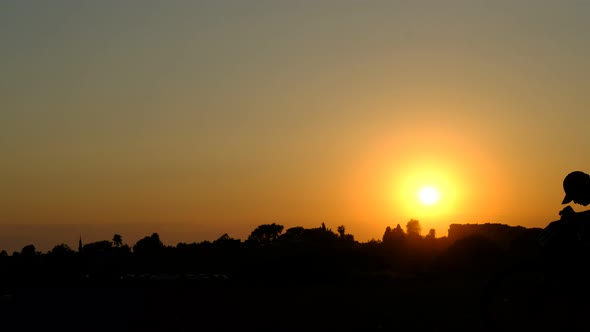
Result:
[480, 210, 590, 331]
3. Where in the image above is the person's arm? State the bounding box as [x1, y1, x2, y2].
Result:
[558, 206, 590, 219]
[560, 206, 575, 219]
[559, 206, 590, 227]
[559, 208, 590, 239]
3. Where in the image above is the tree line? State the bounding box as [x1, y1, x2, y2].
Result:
[0, 220, 543, 284]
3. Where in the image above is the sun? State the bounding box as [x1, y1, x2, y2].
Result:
[386, 164, 461, 221]
[417, 186, 440, 206]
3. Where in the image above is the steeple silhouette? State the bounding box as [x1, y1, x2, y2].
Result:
[78, 235, 83, 253]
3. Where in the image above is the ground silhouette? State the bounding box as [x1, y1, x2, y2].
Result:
[0, 219, 586, 331]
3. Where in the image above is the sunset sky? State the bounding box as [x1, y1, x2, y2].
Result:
[2, 1, 590, 252]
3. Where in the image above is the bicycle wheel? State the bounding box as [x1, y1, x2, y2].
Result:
[481, 260, 568, 331]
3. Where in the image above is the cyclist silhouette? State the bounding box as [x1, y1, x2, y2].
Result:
[481, 171, 590, 330]
[549, 171, 590, 275]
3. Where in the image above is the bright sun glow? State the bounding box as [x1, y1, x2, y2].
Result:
[418, 186, 440, 206]
[386, 163, 462, 223]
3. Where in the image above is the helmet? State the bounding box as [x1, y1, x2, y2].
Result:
[562, 171, 590, 204]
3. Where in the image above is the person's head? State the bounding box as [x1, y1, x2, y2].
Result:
[562, 171, 590, 206]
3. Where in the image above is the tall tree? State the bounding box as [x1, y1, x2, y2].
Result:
[425, 229, 436, 240]
[392, 224, 405, 240]
[384, 224, 405, 244]
[406, 219, 422, 238]
[382, 226, 393, 242]
[337, 225, 346, 237]
[113, 234, 123, 247]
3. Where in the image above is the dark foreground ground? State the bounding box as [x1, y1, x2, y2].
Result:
[0, 272, 489, 332]
[2, 272, 590, 332]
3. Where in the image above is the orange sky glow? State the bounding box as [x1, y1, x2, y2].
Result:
[2, 1, 590, 252]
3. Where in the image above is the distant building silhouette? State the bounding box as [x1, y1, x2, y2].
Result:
[447, 223, 541, 249]
[78, 236, 83, 253]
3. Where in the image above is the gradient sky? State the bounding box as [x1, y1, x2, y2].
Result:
[2, 1, 590, 252]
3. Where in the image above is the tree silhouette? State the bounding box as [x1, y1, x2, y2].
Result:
[49, 243, 75, 256]
[425, 229, 436, 240]
[214, 233, 231, 243]
[406, 219, 422, 238]
[337, 225, 346, 237]
[213, 233, 241, 250]
[320, 222, 333, 232]
[83, 240, 113, 256]
[383, 224, 406, 247]
[20, 244, 37, 258]
[384, 224, 405, 243]
[382, 226, 393, 242]
[392, 224, 405, 240]
[247, 223, 284, 246]
[133, 233, 164, 256]
[113, 234, 123, 247]
[281, 226, 305, 240]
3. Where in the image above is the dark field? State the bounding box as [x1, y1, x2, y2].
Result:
[3, 222, 590, 331]
[1, 273, 487, 332]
